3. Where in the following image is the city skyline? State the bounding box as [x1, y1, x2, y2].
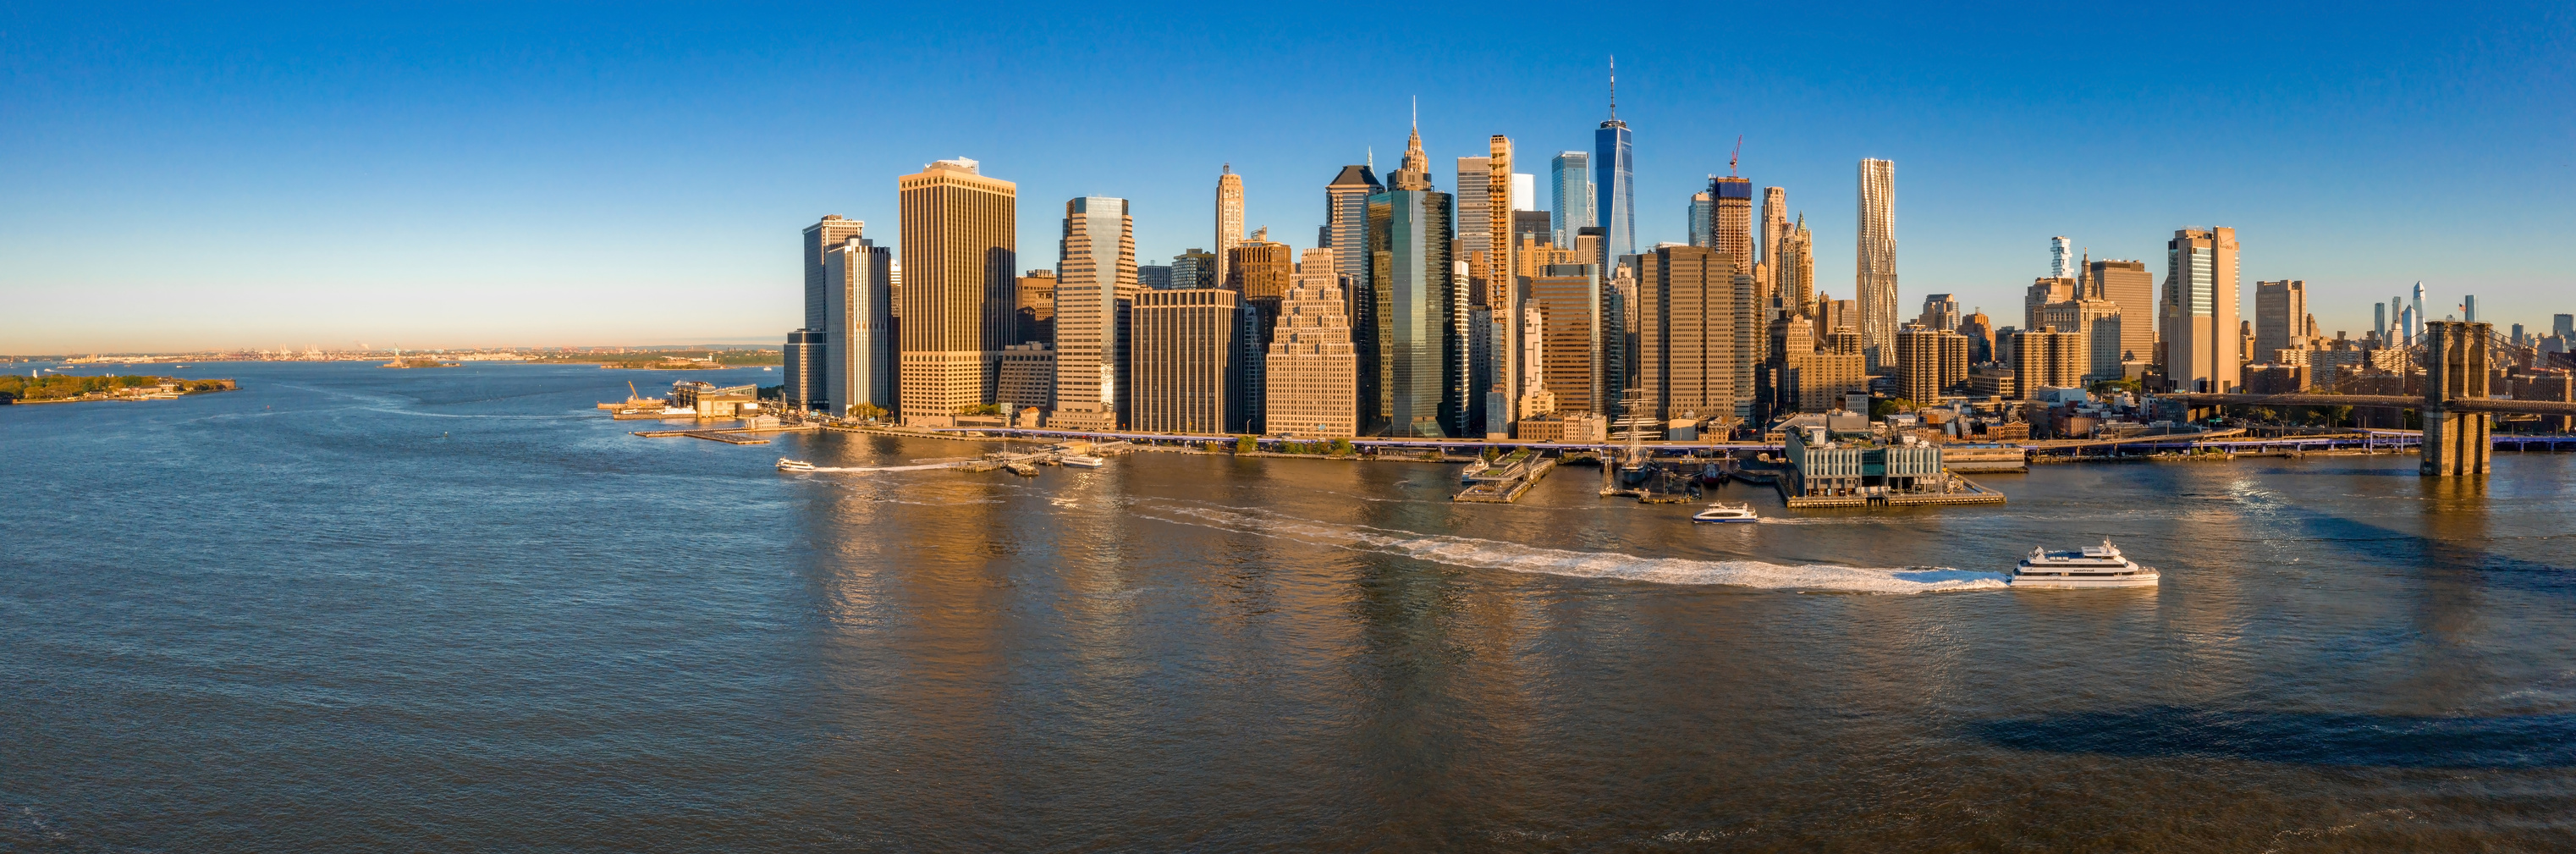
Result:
[4, 4, 2572, 352]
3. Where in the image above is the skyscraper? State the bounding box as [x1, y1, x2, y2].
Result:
[2160, 226, 2241, 393]
[1855, 158, 1898, 369]
[2410, 281, 2426, 340]
[1709, 177, 1754, 278]
[1215, 165, 1244, 286]
[897, 157, 1016, 426]
[1595, 60, 1636, 260]
[1775, 214, 1814, 317]
[2255, 279, 2308, 358]
[1229, 234, 1294, 433]
[1635, 245, 1742, 421]
[1759, 187, 1788, 283]
[2049, 236, 2074, 279]
[824, 235, 897, 419]
[1896, 324, 1968, 405]
[1687, 192, 1714, 248]
[1456, 156, 1494, 259]
[1324, 163, 1383, 427]
[1014, 269, 1055, 345]
[1266, 248, 1357, 438]
[804, 215, 866, 333]
[1527, 263, 1602, 414]
[1551, 152, 1593, 245]
[1485, 135, 1518, 437]
[1170, 249, 1218, 291]
[1050, 197, 1135, 432]
[2373, 301, 2388, 344]
[1131, 288, 1244, 434]
[2087, 259, 2154, 364]
[1918, 294, 1959, 331]
[793, 215, 867, 412]
[1368, 119, 1456, 437]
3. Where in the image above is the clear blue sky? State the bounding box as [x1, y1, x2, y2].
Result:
[4, 2, 2571, 353]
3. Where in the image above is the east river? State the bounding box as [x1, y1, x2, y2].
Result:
[6, 361, 2574, 851]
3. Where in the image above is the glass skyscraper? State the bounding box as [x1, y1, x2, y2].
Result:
[1594, 119, 1634, 262]
[1550, 152, 1592, 245]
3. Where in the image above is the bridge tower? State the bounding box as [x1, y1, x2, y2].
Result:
[2419, 320, 2492, 477]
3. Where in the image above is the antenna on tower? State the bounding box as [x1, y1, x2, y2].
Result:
[1729, 135, 1742, 176]
[1608, 55, 1618, 119]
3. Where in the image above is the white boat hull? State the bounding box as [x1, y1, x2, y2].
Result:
[2007, 569, 2160, 588]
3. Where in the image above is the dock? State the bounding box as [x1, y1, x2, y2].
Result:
[1454, 451, 1557, 503]
[1777, 471, 2007, 509]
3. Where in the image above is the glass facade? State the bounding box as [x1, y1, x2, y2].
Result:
[1594, 124, 1634, 259]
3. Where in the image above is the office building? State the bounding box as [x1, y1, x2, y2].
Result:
[1170, 249, 1218, 291]
[2025, 277, 2081, 332]
[1896, 324, 1969, 404]
[1760, 187, 1788, 291]
[1551, 152, 1593, 245]
[2256, 279, 2308, 356]
[997, 343, 1054, 416]
[897, 157, 1015, 425]
[1919, 294, 1959, 332]
[2036, 298, 2125, 380]
[2087, 259, 2154, 363]
[823, 235, 897, 419]
[794, 215, 867, 412]
[1368, 120, 1457, 437]
[1957, 311, 1995, 365]
[2374, 301, 2389, 344]
[1049, 197, 1135, 432]
[1483, 135, 1519, 437]
[2555, 313, 2573, 340]
[1687, 192, 1714, 248]
[1215, 166, 1243, 285]
[2011, 327, 2088, 395]
[1775, 214, 1814, 316]
[1709, 176, 1754, 278]
[1855, 158, 1898, 368]
[1265, 248, 1357, 438]
[784, 329, 823, 413]
[1132, 288, 1244, 434]
[2160, 227, 2241, 393]
[1512, 210, 1552, 246]
[1637, 245, 1742, 421]
[1772, 315, 1869, 413]
[2049, 236, 2074, 279]
[1137, 264, 1171, 291]
[1457, 156, 1496, 260]
[1596, 65, 1636, 259]
[1527, 263, 1603, 414]
[1229, 233, 1292, 433]
[1014, 269, 1055, 345]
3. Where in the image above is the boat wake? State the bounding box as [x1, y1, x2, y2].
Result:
[1133, 503, 2006, 594]
[788, 462, 963, 473]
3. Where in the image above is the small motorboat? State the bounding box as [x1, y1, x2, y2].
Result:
[776, 458, 815, 471]
[1004, 460, 1040, 477]
[1692, 501, 1759, 523]
[1060, 455, 1106, 468]
[2011, 540, 2160, 588]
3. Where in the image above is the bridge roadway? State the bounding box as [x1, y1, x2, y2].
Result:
[2166, 393, 2576, 416]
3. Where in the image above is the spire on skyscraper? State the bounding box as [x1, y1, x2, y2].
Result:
[1608, 55, 1618, 121]
[1392, 99, 1432, 190]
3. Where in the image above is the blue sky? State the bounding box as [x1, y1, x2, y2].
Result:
[4, 2, 2571, 352]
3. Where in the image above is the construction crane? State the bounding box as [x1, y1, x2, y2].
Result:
[1729, 135, 1742, 176]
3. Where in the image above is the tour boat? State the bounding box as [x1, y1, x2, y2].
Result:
[1060, 455, 1106, 468]
[776, 458, 815, 471]
[2010, 540, 2160, 588]
[1692, 502, 1759, 523]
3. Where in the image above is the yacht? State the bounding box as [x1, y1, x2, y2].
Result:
[1060, 455, 1106, 468]
[2011, 540, 2159, 588]
[1692, 502, 1759, 523]
[776, 458, 815, 472]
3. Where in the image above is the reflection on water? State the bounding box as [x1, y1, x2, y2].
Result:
[5, 362, 2576, 850]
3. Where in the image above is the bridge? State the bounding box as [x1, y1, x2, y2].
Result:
[2163, 321, 2569, 477]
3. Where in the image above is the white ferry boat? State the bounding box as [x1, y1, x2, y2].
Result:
[2010, 540, 2159, 588]
[1692, 502, 1759, 523]
[776, 458, 815, 471]
[1060, 455, 1106, 468]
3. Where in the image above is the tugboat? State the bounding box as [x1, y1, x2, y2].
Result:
[776, 458, 816, 472]
[2010, 540, 2159, 588]
[1692, 501, 1759, 523]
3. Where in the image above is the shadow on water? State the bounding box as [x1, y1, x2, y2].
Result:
[1973, 706, 2576, 769]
